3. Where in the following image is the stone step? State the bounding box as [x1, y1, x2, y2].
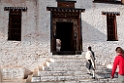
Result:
[51, 61, 85, 64]
[44, 66, 86, 71]
[45, 56, 103, 68]
[37, 70, 115, 77]
[48, 65, 103, 70]
[31, 75, 93, 82]
[48, 58, 105, 66]
[50, 55, 89, 59]
[26, 81, 95, 83]
[51, 58, 98, 63]
[79, 78, 117, 83]
[1, 79, 26, 83]
[26, 56, 116, 83]
[47, 63, 105, 69]
[29, 76, 118, 83]
[26, 81, 118, 83]
[31, 69, 118, 82]
[49, 63, 85, 67]
[44, 66, 107, 71]
[31, 72, 118, 82]
[38, 71, 87, 76]
[50, 63, 103, 68]
[26, 81, 79, 83]
[52, 59, 85, 61]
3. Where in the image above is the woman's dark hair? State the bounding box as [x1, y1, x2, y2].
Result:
[115, 47, 124, 55]
[88, 46, 91, 51]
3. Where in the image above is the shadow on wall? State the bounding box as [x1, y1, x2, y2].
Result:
[81, 20, 106, 43]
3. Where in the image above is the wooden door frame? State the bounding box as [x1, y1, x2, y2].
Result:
[51, 18, 82, 55]
[47, 6, 85, 55]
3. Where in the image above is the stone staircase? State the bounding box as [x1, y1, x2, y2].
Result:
[25, 56, 118, 83]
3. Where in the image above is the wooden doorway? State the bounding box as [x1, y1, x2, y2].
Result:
[47, 1, 85, 55]
[56, 22, 74, 53]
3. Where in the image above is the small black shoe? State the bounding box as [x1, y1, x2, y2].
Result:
[92, 77, 95, 79]
[90, 73, 93, 75]
[87, 73, 91, 75]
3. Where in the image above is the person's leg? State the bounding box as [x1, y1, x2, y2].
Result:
[86, 68, 91, 74]
[90, 61, 95, 79]
[86, 60, 91, 74]
[92, 70, 95, 79]
[88, 60, 92, 69]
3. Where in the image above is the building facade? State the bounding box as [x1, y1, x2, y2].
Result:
[0, 0, 124, 73]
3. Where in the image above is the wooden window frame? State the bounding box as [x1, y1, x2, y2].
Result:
[107, 15, 117, 41]
[4, 7, 27, 41]
[102, 12, 120, 41]
[93, 0, 124, 4]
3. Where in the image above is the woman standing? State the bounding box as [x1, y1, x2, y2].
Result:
[111, 47, 124, 83]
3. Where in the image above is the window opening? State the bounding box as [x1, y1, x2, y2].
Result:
[102, 12, 120, 41]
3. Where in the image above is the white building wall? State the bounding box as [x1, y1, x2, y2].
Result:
[0, 0, 45, 70]
[0, 0, 124, 70]
[81, 1, 124, 65]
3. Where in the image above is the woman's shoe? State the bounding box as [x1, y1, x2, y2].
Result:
[87, 73, 92, 75]
[92, 77, 95, 79]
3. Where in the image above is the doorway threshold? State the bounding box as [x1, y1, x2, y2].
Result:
[52, 51, 81, 55]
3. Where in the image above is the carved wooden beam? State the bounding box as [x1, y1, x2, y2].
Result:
[102, 11, 120, 16]
[47, 7, 85, 13]
[4, 7, 27, 11]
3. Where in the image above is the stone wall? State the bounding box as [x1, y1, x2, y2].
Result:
[0, 0, 124, 71]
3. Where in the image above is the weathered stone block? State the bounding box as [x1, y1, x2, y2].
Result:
[1, 67, 24, 81]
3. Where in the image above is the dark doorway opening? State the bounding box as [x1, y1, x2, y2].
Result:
[56, 22, 74, 54]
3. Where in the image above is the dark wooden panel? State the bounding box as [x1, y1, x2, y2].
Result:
[8, 10, 21, 41]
